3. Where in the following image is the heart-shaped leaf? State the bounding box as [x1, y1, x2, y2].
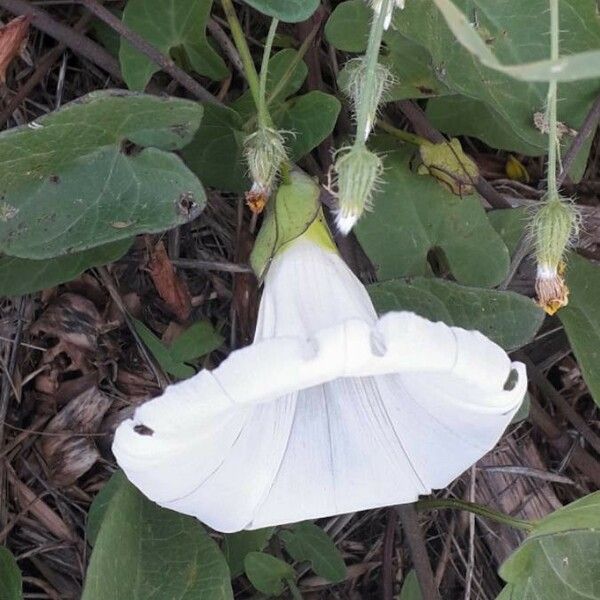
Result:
[277, 91, 341, 161]
[244, 552, 295, 596]
[223, 528, 275, 578]
[0, 238, 132, 297]
[356, 145, 510, 286]
[369, 277, 544, 351]
[82, 472, 233, 600]
[395, 0, 600, 154]
[0, 91, 205, 260]
[498, 492, 600, 599]
[559, 254, 600, 407]
[181, 103, 248, 193]
[280, 522, 346, 583]
[120, 0, 227, 89]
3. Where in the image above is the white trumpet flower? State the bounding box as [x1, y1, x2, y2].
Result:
[113, 228, 526, 533]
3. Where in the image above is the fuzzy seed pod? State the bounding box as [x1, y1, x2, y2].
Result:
[530, 195, 580, 315]
[244, 126, 288, 214]
[333, 145, 384, 235]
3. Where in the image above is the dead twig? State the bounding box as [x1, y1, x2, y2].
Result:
[397, 503, 440, 600]
[558, 92, 600, 187]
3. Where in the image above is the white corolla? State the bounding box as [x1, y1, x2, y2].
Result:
[113, 224, 526, 533]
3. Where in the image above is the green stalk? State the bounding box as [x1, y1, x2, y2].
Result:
[546, 0, 560, 198]
[258, 18, 279, 128]
[355, 0, 391, 145]
[221, 0, 262, 116]
[376, 118, 429, 146]
[415, 498, 534, 532]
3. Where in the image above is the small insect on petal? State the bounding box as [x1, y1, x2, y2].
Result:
[0, 16, 31, 83]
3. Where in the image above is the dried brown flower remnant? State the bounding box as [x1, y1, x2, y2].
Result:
[245, 184, 269, 214]
[0, 15, 30, 82]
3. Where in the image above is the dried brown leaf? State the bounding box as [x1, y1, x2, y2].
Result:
[148, 241, 192, 321]
[9, 469, 77, 542]
[31, 294, 102, 394]
[39, 387, 112, 486]
[0, 16, 30, 83]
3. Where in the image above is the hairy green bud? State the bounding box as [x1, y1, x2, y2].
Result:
[243, 126, 288, 213]
[332, 145, 384, 235]
[529, 194, 580, 314]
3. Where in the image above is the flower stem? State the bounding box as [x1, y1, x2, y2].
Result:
[376, 118, 429, 146]
[220, 0, 262, 117]
[415, 498, 534, 532]
[355, 0, 391, 145]
[546, 0, 560, 198]
[258, 18, 279, 128]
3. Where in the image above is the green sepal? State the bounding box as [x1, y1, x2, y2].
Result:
[250, 170, 334, 280]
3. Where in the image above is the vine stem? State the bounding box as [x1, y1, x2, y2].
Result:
[355, 0, 391, 144]
[220, 0, 262, 112]
[258, 17, 278, 128]
[376, 118, 429, 146]
[415, 498, 535, 532]
[546, 0, 560, 198]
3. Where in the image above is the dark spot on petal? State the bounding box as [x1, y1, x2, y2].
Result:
[503, 369, 519, 391]
[134, 424, 154, 436]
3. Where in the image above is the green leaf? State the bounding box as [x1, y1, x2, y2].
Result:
[324, 0, 370, 52]
[0, 91, 205, 260]
[244, 552, 295, 596]
[243, 0, 320, 23]
[250, 169, 321, 279]
[399, 570, 422, 600]
[0, 238, 132, 297]
[394, 0, 600, 155]
[232, 49, 308, 121]
[280, 522, 346, 583]
[498, 492, 600, 599]
[368, 277, 544, 351]
[87, 471, 127, 547]
[182, 103, 248, 193]
[277, 91, 341, 161]
[329, 1, 450, 101]
[426, 96, 545, 156]
[0, 547, 22, 600]
[559, 254, 600, 407]
[82, 474, 233, 600]
[223, 528, 274, 578]
[133, 319, 223, 380]
[169, 321, 224, 362]
[427, 96, 595, 173]
[356, 145, 510, 286]
[488, 207, 529, 256]
[431, 0, 600, 82]
[120, 0, 227, 90]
